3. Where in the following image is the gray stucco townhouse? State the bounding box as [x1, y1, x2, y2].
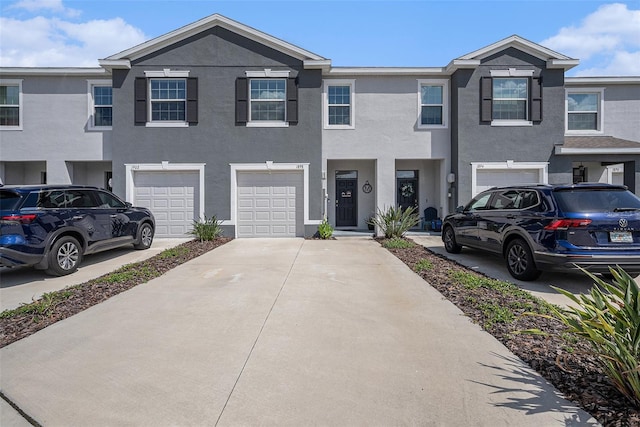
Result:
[1, 14, 639, 237]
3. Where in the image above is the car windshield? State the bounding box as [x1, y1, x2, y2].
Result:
[554, 188, 640, 213]
[0, 190, 23, 210]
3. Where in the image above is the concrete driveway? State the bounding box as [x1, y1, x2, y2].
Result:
[0, 238, 191, 312]
[1, 238, 596, 426]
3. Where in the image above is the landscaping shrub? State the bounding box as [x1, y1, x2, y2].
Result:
[551, 267, 640, 407]
[370, 206, 420, 238]
[317, 218, 333, 239]
[188, 216, 223, 241]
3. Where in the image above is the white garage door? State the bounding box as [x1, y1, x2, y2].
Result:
[476, 169, 541, 194]
[237, 172, 303, 238]
[134, 171, 199, 238]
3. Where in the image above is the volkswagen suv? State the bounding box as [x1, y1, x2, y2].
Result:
[441, 183, 640, 281]
[0, 185, 155, 276]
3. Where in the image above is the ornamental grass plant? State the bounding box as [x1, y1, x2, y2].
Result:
[370, 206, 420, 238]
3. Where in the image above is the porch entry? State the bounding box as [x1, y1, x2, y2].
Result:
[397, 170, 418, 210]
[335, 170, 357, 227]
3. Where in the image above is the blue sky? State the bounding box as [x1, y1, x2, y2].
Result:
[1, 0, 639, 76]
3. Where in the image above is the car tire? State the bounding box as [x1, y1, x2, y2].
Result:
[443, 226, 462, 254]
[134, 223, 154, 250]
[45, 236, 82, 276]
[505, 238, 541, 281]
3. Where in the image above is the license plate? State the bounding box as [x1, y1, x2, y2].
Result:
[610, 231, 633, 243]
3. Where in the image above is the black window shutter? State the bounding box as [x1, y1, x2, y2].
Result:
[530, 77, 542, 122]
[186, 77, 198, 124]
[134, 78, 147, 124]
[481, 77, 493, 122]
[287, 77, 298, 124]
[235, 77, 248, 124]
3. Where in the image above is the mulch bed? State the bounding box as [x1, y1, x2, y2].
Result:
[384, 239, 639, 427]
[0, 238, 231, 349]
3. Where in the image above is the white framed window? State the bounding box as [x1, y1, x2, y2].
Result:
[565, 88, 604, 134]
[485, 69, 536, 127]
[141, 69, 191, 128]
[323, 79, 355, 129]
[418, 79, 448, 128]
[87, 80, 112, 130]
[249, 78, 286, 125]
[0, 79, 23, 130]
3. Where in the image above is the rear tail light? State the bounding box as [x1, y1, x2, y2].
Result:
[544, 219, 592, 230]
[1, 214, 37, 224]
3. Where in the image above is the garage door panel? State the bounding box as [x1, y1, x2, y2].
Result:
[237, 171, 302, 238]
[134, 171, 199, 238]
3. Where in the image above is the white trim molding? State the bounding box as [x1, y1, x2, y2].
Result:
[229, 162, 318, 237]
[471, 161, 549, 197]
[245, 69, 290, 78]
[490, 68, 535, 77]
[0, 79, 23, 131]
[124, 162, 206, 221]
[144, 69, 190, 78]
[322, 79, 355, 129]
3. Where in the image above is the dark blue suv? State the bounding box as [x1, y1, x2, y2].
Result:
[442, 183, 640, 281]
[0, 185, 155, 276]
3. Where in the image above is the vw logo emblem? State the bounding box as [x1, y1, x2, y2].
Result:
[619, 218, 629, 228]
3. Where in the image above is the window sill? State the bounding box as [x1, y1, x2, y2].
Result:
[324, 125, 355, 130]
[87, 126, 113, 132]
[490, 120, 532, 127]
[417, 124, 448, 130]
[246, 122, 289, 128]
[565, 130, 603, 135]
[0, 126, 23, 131]
[145, 122, 189, 128]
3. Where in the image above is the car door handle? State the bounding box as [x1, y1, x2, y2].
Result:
[110, 215, 118, 218]
[506, 214, 516, 219]
[72, 215, 84, 220]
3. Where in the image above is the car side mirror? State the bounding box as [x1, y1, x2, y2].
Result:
[125, 202, 133, 208]
[455, 205, 464, 213]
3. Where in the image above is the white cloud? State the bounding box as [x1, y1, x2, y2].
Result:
[10, 0, 80, 18]
[0, 15, 147, 67]
[541, 3, 640, 76]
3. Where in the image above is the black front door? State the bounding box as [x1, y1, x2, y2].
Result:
[397, 170, 418, 211]
[336, 171, 357, 227]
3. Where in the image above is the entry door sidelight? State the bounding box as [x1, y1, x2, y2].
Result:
[336, 171, 358, 227]
[397, 170, 418, 211]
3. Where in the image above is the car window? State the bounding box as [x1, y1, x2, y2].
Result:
[0, 190, 23, 210]
[513, 190, 539, 210]
[467, 193, 492, 210]
[37, 190, 66, 208]
[95, 191, 126, 208]
[554, 188, 640, 213]
[490, 190, 519, 209]
[65, 190, 97, 208]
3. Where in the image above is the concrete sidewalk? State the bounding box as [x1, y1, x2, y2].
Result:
[0, 238, 597, 425]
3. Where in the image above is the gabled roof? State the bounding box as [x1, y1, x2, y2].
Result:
[446, 35, 579, 72]
[99, 14, 329, 71]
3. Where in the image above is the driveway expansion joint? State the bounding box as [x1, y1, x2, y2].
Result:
[214, 240, 304, 426]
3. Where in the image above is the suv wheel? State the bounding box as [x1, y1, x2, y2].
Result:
[46, 236, 82, 276]
[134, 223, 154, 250]
[443, 226, 462, 254]
[505, 238, 541, 281]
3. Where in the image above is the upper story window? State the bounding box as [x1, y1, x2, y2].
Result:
[150, 79, 186, 122]
[0, 79, 22, 130]
[323, 79, 355, 129]
[492, 78, 528, 120]
[236, 70, 297, 128]
[135, 70, 197, 128]
[481, 69, 541, 127]
[566, 88, 604, 134]
[88, 80, 112, 130]
[418, 79, 448, 128]
[250, 79, 286, 122]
